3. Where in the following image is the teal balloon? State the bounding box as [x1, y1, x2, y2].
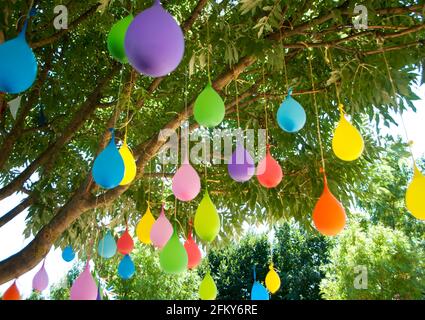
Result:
[276, 89, 306, 133]
[118, 254, 135, 280]
[92, 128, 125, 189]
[97, 231, 117, 259]
[0, 20, 38, 94]
[62, 245, 75, 262]
[251, 282, 269, 300]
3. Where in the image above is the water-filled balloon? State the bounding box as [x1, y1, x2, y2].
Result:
[199, 271, 217, 300]
[194, 191, 220, 242]
[136, 205, 156, 244]
[118, 254, 135, 280]
[32, 261, 49, 292]
[125, 0, 184, 77]
[406, 164, 425, 220]
[184, 230, 202, 269]
[0, 20, 37, 94]
[70, 263, 98, 300]
[119, 142, 137, 185]
[2, 281, 20, 300]
[276, 90, 306, 133]
[193, 83, 225, 128]
[160, 230, 188, 274]
[228, 143, 255, 182]
[312, 176, 346, 236]
[265, 263, 280, 294]
[107, 15, 133, 63]
[172, 157, 201, 201]
[332, 106, 364, 161]
[251, 282, 269, 300]
[62, 245, 75, 262]
[117, 228, 134, 255]
[256, 146, 283, 188]
[150, 205, 173, 248]
[92, 129, 125, 189]
[98, 230, 117, 258]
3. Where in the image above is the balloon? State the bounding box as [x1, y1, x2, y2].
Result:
[184, 228, 202, 269]
[136, 204, 156, 244]
[276, 89, 306, 133]
[332, 106, 364, 161]
[118, 254, 135, 280]
[193, 83, 225, 128]
[62, 245, 75, 262]
[92, 128, 125, 189]
[150, 205, 173, 248]
[194, 190, 220, 242]
[172, 157, 201, 201]
[2, 281, 20, 300]
[119, 142, 137, 185]
[107, 15, 133, 63]
[117, 228, 134, 255]
[406, 164, 425, 220]
[0, 19, 37, 94]
[32, 261, 49, 292]
[256, 145, 283, 188]
[97, 287, 102, 300]
[199, 271, 217, 300]
[160, 230, 188, 274]
[251, 282, 269, 300]
[228, 143, 255, 182]
[312, 176, 346, 236]
[265, 263, 280, 294]
[97, 230, 117, 258]
[70, 263, 98, 300]
[124, 0, 184, 77]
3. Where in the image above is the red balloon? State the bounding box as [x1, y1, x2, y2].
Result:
[2, 281, 20, 300]
[117, 228, 134, 255]
[184, 231, 202, 269]
[257, 146, 283, 188]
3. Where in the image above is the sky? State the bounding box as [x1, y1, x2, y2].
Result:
[0, 81, 424, 299]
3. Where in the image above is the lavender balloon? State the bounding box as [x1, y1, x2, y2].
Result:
[70, 262, 98, 300]
[124, 0, 185, 77]
[32, 261, 49, 292]
[228, 143, 255, 182]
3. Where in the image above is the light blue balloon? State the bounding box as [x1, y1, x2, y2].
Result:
[92, 128, 125, 189]
[0, 20, 38, 94]
[97, 231, 117, 259]
[118, 254, 135, 280]
[276, 89, 306, 133]
[62, 245, 75, 262]
[251, 281, 269, 300]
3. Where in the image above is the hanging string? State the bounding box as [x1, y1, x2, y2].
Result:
[262, 65, 270, 144]
[206, 17, 212, 84]
[235, 76, 241, 128]
[326, 47, 342, 108]
[161, 162, 166, 203]
[279, 29, 289, 92]
[184, 69, 190, 160]
[113, 66, 126, 128]
[148, 161, 152, 204]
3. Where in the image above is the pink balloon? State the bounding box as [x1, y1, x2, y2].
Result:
[70, 262, 98, 300]
[172, 157, 201, 201]
[150, 204, 173, 249]
[32, 261, 49, 292]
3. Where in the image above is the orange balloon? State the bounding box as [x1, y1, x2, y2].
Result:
[2, 281, 20, 300]
[312, 176, 346, 236]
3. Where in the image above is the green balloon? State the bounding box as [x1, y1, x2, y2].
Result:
[193, 83, 225, 127]
[159, 229, 188, 274]
[194, 190, 220, 242]
[107, 15, 133, 63]
[199, 271, 217, 300]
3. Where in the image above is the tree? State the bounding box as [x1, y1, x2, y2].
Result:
[1, 0, 424, 284]
[320, 222, 425, 300]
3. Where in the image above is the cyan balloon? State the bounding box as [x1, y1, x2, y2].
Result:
[118, 254, 135, 280]
[251, 281, 269, 300]
[97, 231, 117, 259]
[92, 128, 125, 189]
[62, 245, 75, 262]
[276, 89, 306, 133]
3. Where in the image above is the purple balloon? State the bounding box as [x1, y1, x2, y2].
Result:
[124, 0, 185, 77]
[228, 143, 255, 182]
[32, 261, 49, 292]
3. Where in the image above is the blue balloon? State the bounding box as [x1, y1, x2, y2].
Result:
[0, 20, 38, 94]
[276, 89, 306, 133]
[92, 128, 125, 189]
[97, 231, 117, 259]
[118, 254, 135, 280]
[251, 281, 269, 300]
[96, 287, 102, 300]
[62, 245, 75, 262]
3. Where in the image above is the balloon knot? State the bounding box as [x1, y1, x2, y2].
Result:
[287, 87, 293, 96]
[29, 7, 37, 17]
[408, 140, 414, 146]
[108, 128, 114, 133]
[319, 167, 325, 174]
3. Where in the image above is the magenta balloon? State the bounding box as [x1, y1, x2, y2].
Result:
[172, 158, 201, 201]
[70, 263, 98, 300]
[150, 205, 173, 248]
[124, 0, 185, 77]
[32, 262, 49, 292]
[228, 143, 255, 182]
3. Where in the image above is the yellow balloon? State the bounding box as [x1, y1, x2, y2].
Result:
[194, 191, 220, 242]
[136, 205, 155, 244]
[265, 263, 281, 294]
[199, 271, 217, 300]
[119, 142, 137, 185]
[406, 164, 425, 220]
[332, 107, 364, 161]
